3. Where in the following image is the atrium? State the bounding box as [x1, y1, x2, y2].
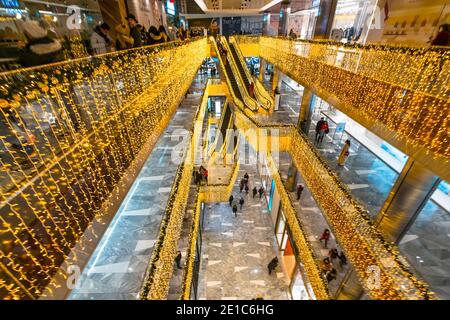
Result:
[0, 0, 449, 302]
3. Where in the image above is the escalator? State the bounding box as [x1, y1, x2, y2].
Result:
[224, 60, 243, 101]
[229, 43, 250, 90]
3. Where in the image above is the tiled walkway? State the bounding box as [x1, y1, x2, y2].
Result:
[197, 163, 290, 300]
[67, 73, 207, 300]
[307, 110, 399, 217]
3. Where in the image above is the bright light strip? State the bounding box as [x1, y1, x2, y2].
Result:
[194, 0, 282, 13]
[193, 0, 208, 11]
[260, 0, 283, 11]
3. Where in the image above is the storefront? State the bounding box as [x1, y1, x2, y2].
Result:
[273, 205, 316, 300]
[330, 0, 377, 43]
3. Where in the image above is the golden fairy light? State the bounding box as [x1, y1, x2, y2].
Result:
[0, 38, 208, 300]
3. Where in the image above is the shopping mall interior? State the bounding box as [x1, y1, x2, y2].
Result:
[0, 0, 449, 301]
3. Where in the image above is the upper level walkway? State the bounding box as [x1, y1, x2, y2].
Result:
[234, 36, 450, 183]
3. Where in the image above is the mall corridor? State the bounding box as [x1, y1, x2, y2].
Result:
[197, 164, 291, 300]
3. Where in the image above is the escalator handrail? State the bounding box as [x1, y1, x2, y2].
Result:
[218, 36, 263, 113]
[229, 36, 273, 110]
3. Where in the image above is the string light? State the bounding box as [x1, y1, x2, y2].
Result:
[0, 38, 208, 299]
[245, 35, 450, 161]
[214, 35, 433, 299]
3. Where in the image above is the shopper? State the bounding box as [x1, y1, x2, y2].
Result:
[126, 14, 142, 48]
[229, 194, 234, 206]
[337, 140, 351, 166]
[315, 117, 325, 144]
[267, 257, 278, 275]
[321, 257, 332, 273]
[90, 22, 112, 54]
[137, 24, 149, 44]
[258, 186, 265, 199]
[115, 23, 134, 50]
[17, 20, 63, 67]
[296, 184, 304, 201]
[175, 251, 182, 269]
[289, 29, 296, 39]
[319, 229, 331, 248]
[431, 24, 450, 46]
[248, 82, 255, 98]
[232, 203, 238, 217]
[338, 251, 347, 267]
[148, 25, 163, 45]
[252, 187, 258, 198]
[326, 268, 337, 282]
[159, 25, 169, 42]
[239, 197, 245, 209]
[329, 248, 339, 260]
[317, 119, 329, 145]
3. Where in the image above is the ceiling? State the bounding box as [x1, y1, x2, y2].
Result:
[267, 0, 312, 14]
[186, 0, 313, 15]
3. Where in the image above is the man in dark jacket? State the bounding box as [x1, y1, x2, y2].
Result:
[315, 117, 325, 144]
[126, 14, 142, 48]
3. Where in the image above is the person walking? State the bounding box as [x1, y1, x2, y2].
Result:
[315, 117, 325, 144]
[203, 168, 208, 184]
[258, 186, 264, 199]
[239, 197, 245, 209]
[244, 184, 249, 194]
[319, 229, 331, 248]
[252, 187, 258, 198]
[239, 179, 245, 193]
[337, 140, 351, 166]
[175, 251, 182, 269]
[232, 203, 238, 217]
[329, 248, 338, 260]
[326, 268, 337, 282]
[296, 184, 304, 201]
[321, 257, 332, 273]
[338, 251, 347, 267]
[244, 172, 249, 182]
[317, 119, 329, 145]
[267, 257, 278, 275]
[90, 22, 112, 54]
[229, 194, 234, 206]
[126, 14, 142, 48]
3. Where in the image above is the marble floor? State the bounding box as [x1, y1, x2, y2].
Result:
[197, 164, 291, 300]
[67, 72, 207, 300]
[277, 152, 351, 297]
[307, 111, 399, 217]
